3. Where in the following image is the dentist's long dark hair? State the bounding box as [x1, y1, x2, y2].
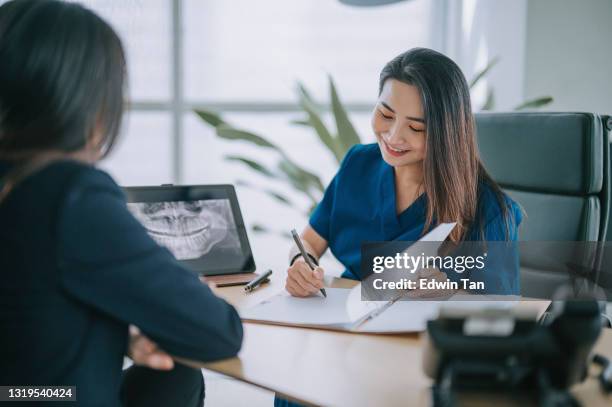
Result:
[379, 48, 512, 242]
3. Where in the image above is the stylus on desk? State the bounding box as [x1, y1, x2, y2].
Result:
[244, 269, 273, 293]
[290, 229, 327, 298]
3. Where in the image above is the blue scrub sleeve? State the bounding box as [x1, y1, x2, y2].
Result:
[477, 209, 522, 295]
[309, 174, 337, 241]
[308, 145, 359, 241]
[445, 204, 523, 295]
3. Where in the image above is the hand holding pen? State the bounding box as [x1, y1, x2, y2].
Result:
[286, 229, 327, 298]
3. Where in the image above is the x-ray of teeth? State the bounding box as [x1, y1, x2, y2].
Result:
[127, 199, 240, 260]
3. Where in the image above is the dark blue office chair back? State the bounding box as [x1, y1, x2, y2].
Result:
[475, 112, 610, 298]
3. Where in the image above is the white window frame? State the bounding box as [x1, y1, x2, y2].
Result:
[129, 0, 450, 183]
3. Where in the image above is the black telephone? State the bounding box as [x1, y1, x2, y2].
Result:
[422, 300, 603, 406]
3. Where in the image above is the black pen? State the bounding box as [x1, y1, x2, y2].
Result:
[244, 269, 273, 293]
[290, 229, 327, 298]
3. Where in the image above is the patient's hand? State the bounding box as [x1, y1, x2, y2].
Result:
[128, 325, 174, 370]
[286, 257, 325, 297]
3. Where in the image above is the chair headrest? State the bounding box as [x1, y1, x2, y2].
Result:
[475, 112, 604, 195]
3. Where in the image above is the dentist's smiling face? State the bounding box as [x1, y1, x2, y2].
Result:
[372, 79, 427, 167]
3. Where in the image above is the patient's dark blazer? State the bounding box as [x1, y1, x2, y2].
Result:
[0, 160, 243, 406]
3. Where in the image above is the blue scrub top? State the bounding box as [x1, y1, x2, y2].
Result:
[309, 143, 523, 294]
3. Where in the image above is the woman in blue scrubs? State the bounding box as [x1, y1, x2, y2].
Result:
[285, 47, 523, 299]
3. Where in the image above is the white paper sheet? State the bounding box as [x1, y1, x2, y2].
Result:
[355, 295, 519, 333]
[240, 288, 361, 327]
[241, 285, 526, 333]
[241, 284, 439, 333]
[419, 222, 457, 242]
[345, 283, 387, 322]
[356, 300, 441, 333]
[239, 221, 528, 333]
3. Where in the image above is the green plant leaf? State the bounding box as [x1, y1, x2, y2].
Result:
[329, 75, 361, 154]
[216, 124, 279, 150]
[283, 158, 324, 192]
[228, 154, 322, 205]
[296, 82, 321, 112]
[234, 179, 295, 207]
[290, 118, 311, 126]
[251, 223, 293, 239]
[251, 223, 269, 233]
[277, 159, 323, 206]
[262, 189, 293, 206]
[297, 87, 343, 163]
[277, 159, 311, 192]
[469, 57, 500, 89]
[194, 109, 226, 127]
[514, 96, 553, 111]
[224, 155, 275, 178]
[235, 179, 251, 187]
[481, 88, 495, 111]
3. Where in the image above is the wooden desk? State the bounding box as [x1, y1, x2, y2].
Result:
[184, 273, 612, 406]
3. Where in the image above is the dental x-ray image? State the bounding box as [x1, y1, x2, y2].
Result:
[127, 199, 241, 261]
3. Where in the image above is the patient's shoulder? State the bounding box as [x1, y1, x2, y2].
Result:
[39, 160, 125, 206]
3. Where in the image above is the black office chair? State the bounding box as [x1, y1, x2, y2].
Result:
[607, 115, 612, 243]
[475, 112, 610, 299]
[601, 116, 612, 308]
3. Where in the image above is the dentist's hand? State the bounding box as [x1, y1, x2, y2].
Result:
[286, 257, 325, 297]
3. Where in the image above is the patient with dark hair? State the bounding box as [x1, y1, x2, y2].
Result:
[0, 1, 242, 406]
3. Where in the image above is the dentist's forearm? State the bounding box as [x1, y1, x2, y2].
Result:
[288, 225, 328, 264]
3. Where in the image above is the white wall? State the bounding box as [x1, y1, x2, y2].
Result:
[524, 0, 612, 115]
[445, 0, 528, 111]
